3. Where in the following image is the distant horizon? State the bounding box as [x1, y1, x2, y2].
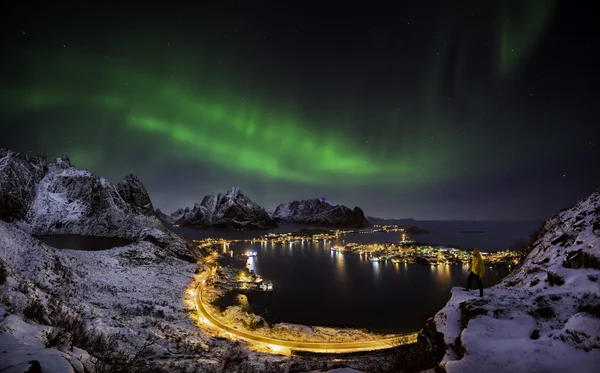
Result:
[366, 217, 544, 222]
[2, 146, 579, 222]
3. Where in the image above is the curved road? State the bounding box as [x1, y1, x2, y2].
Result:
[194, 277, 418, 353]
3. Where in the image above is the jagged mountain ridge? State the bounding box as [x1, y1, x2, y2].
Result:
[0, 148, 200, 261]
[421, 189, 600, 372]
[170, 187, 277, 229]
[273, 197, 371, 227]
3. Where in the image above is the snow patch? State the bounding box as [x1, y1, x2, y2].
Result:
[433, 190, 600, 372]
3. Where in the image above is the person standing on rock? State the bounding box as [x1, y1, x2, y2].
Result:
[466, 248, 485, 297]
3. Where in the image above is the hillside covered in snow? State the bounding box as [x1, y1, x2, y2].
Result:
[0, 220, 405, 372]
[425, 189, 600, 372]
[272, 197, 370, 228]
[2, 146, 598, 372]
[169, 187, 277, 229]
[0, 148, 200, 261]
[0, 149, 334, 372]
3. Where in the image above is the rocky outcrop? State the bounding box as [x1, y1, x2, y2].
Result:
[0, 148, 201, 261]
[367, 216, 416, 226]
[0, 148, 48, 221]
[425, 189, 600, 372]
[116, 174, 154, 216]
[404, 226, 430, 234]
[170, 187, 277, 229]
[273, 198, 371, 227]
[155, 209, 174, 224]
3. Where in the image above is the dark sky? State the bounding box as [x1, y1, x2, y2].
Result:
[1, 1, 598, 220]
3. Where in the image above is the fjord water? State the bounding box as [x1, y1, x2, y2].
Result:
[172, 221, 538, 332]
[35, 222, 534, 332]
[219, 239, 509, 333]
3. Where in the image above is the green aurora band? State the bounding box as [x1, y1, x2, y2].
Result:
[5, 0, 559, 189]
[4, 52, 459, 187]
[497, 0, 557, 77]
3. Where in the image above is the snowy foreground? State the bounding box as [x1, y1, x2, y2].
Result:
[0, 218, 412, 372]
[0, 220, 213, 371]
[0, 150, 414, 372]
[1, 148, 599, 372]
[1, 220, 356, 372]
[432, 190, 600, 372]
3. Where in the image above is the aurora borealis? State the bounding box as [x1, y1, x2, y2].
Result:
[2, 1, 598, 219]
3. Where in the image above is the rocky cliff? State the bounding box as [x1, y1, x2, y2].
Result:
[421, 189, 600, 372]
[273, 197, 371, 227]
[0, 149, 48, 221]
[155, 208, 174, 224]
[170, 187, 277, 229]
[0, 148, 200, 261]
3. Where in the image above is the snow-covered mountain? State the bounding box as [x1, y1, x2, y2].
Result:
[272, 197, 371, 227]
[422, 189, 600, 372]
[170, 187, 277, 229]
[0, 148, 200, 261]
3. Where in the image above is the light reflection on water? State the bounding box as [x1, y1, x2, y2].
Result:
[222, 238, 510, 333]
[335, 251, 345, 282]
[371, 260, 381, 282]
[247, 256, 257, 274]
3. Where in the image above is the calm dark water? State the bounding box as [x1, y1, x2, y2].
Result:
[170, 221, 536, 332]
[216, 240, 509, 334]
[407, 220, 542, 251]
[35, 235, 133, 250]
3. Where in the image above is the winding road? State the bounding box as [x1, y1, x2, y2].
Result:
[194, 275, 418, 353]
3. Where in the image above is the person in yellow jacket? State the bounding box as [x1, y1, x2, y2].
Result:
[466, 248, 485, 297]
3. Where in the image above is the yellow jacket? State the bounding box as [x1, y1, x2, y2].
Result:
[471, 255, 485, 277]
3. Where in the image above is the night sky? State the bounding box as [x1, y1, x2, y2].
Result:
[1, 1, 598, 220]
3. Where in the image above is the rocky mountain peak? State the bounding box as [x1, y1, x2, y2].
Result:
[116, 174, 154, 216]
[56, 154, 72, 167]
[273, 198, 370, 227]
[226, 186, 242, 198]
[0, 148, 201, 261]
[0, 149, 48, 221]
[170, 188, 276, 229]
[155, 208, 174, 224]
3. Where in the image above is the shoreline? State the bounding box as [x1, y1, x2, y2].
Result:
[190, 227, 520, 346]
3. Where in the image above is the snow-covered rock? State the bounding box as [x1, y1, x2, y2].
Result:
[272, 198, 370, 227]
[115, 174, 155, 216]
[0, 219, 212, 371]
[427, 190, 600, 372]
[0, 149, 200, 261]
[170, 187, 277, 229]
[0, 309, 92, 373]
[0, 148, 48, 221]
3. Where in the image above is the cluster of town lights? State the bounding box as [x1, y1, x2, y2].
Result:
[187, 225, 522, 353]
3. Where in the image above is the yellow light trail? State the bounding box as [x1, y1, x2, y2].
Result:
[192, 270, 418, 354]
